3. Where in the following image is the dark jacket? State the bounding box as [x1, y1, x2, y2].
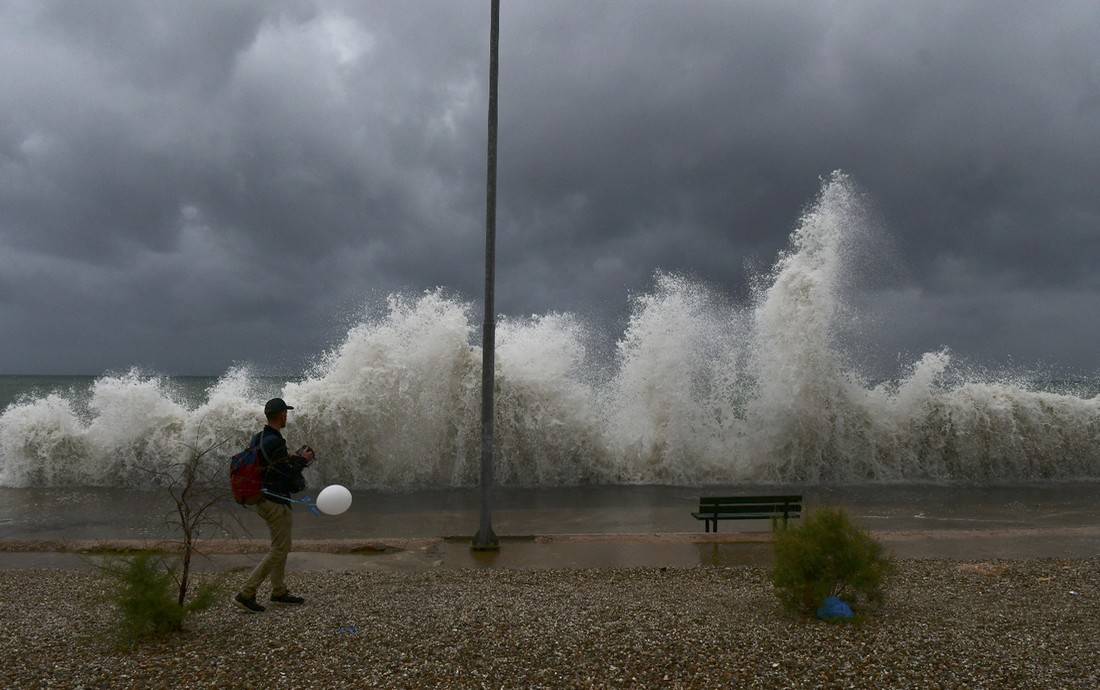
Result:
[253, 425, 310, 506]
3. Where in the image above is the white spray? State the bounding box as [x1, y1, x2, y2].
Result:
[2, 172, 1097, 488]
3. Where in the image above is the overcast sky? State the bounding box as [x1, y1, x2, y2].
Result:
[1, 0, 1098, 377]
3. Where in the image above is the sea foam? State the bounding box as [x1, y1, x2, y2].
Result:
[2, 172, 1097, 488]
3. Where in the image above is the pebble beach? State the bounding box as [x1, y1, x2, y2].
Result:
[4, 559, 1099, 689]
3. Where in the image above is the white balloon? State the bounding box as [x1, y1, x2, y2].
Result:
[316, 484, 353, 516]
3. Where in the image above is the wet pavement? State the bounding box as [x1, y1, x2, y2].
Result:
[5, 483, 1100, 537]
[2, 483, 1099, 570]
[3, 528, 1098, 572]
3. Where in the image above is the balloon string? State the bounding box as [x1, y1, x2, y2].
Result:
[261, 490, 322, 516]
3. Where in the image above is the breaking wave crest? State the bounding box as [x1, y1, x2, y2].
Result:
[2, 172, 1098, 488]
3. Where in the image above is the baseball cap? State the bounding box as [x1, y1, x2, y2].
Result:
[264, 398, 295, 417]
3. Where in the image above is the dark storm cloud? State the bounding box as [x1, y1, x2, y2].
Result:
[0, 0, 1097, 374]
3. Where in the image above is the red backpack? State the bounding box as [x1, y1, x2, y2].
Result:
[229, 431, 269, 505]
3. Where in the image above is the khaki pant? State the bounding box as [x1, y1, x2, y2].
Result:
[241, 500, 292, 598]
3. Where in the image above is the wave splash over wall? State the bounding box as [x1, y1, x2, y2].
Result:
[2, 172, 1098, 488]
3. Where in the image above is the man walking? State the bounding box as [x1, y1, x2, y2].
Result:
[234, 398, 316, 613]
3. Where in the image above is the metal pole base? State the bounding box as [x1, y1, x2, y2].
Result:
[471, 528, 500, 551]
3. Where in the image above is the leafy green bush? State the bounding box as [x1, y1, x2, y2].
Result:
[771, 506, 894, 616]
[99, 553, 219, 647]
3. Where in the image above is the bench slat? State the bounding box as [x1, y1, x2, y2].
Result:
[699, 495, 801, 505]
[693, 503, 801, 515]
[692, 512, 799, 520]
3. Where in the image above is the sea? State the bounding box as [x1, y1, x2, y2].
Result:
[1, 172, 1098, 494]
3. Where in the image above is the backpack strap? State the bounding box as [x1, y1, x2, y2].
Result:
[255, 428, 272, 465]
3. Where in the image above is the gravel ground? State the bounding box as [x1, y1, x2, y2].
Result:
[3, 559, 1099, 689]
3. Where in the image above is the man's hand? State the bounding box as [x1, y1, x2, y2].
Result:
[297, 446, 316, 464]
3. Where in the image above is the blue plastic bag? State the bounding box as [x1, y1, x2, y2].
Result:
[816, 595, 854, 621]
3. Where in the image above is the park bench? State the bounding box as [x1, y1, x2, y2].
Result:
[691, 495, 802, 532]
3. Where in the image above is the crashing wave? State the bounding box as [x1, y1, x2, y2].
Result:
[2, 172, 1097, 488]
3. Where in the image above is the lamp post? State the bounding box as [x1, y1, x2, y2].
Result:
[472, 0, 501, 551]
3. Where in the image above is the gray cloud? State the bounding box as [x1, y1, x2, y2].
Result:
[0, 0, 1098, 375]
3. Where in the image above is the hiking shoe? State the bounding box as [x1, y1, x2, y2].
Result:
[270, 592, 305, 605]
[234, 593, 265, 613]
